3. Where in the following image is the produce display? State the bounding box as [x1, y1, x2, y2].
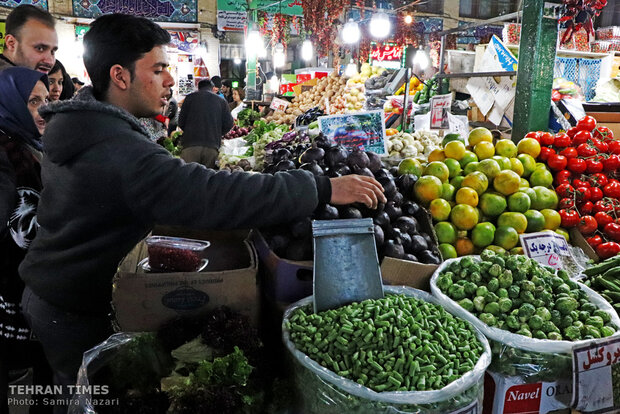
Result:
[583, 255, 620, 314]
[286, 294, 485, 392]
[222, 124, 252, 140]
[412, 76, 446, 105]
[160, 131, 182, 157]
[412, 127, 562, 258]
[435, 251, 618, 340]
[386, 129, 442, 160]
[394, 76, 425, 96]
[344, 81, 366, 113]
[528, 116, 620, 258]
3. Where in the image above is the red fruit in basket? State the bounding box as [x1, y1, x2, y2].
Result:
[604, 223, 620, 242]
[577, 143, 597, 157]
[573, 178, 590, 188]
[576, 116, 597, 132]
[554, 133, 571, 148]
[575, 186, 591, 202]
[587, 235, 603, 248]
[539, 147, 555, 162]
[586, 158, 604, 173]
[596, 242, 620, 259]
[559, 198, 575, 210]
[560, 147, 578, 159]
[573, 131, 593, 146]
[591, 138, 609, 154]
[590, 187, 604, 202]
[604, 181, 620, 198]
[559, 209, 580, 228]
[547, 154, 567, 171]
[567, 127, 580, 139]
[594, 126, 614, 142]
[539, 132, 555, 146]
[603, 155, 620, 172]
[595, 211, 614, 228]
[609, 140, 620, 155]
[579, 201, 594, 215]
[555, 183, 574, 198]
[554, 170, 572, 185]
[567, 158, 586, 174]
[590, 173, 608, 188]
[595, 200, 615, 214]
[525, 131, 542, 142]
[578, 215, 598, 235]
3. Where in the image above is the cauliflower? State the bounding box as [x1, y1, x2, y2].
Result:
[401, 145, 418, 158]
[391, 139, 404, 152]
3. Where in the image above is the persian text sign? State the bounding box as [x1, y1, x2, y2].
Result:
[318, 111, 387, 155]
[572, 336, 620, 412]
[72, 0, 197, 22]
[370, 46, 403, 62]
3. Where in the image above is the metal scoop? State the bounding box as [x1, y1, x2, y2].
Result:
[312, 218, 384, 312]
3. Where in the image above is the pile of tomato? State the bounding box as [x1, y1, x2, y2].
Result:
[529, 116, 620, 259]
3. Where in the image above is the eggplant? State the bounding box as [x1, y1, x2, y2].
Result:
[316, 204, 339, 220]
[402, 253, 419, 262]
[373, 224, 384, 246]
[299, 146, 325, 164]
[394, 216, 419, 235]
[263, 164, 277, 175]
[422, 233, 434, 246]
[392, 192, 404, 207]
[291, 217, 312, 239]
[401, 201, 421, 217]
[326, 169, 341, 178]
[340, 206, 363, 219]
[410, 235, 428, 253]
[396, 174, 418, 198]
[353, 167, 374, 178]
[384, 201, 402, 221]
[347, 149, 370, 170]
[335, 165, 352, 176]
[400, 232, 413, 253]
[376, 176, 398, 200]
[325, 145, 349, 168]
[366, 151, 383, 173]
[418, 250, 441, 265]
[374, 168, 391, 180]
[273, 148, 293, 163]
[275, 160, 296, 171]
[300, 161, 324, 176]
[389, 166, 400, 177]
[382, 239, 405, 259]
[373, 211, 390, 228]
[384, 227, 403, 244]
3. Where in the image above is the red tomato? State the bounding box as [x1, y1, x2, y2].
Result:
[547, 154, 567, 171]
[595, 211, 614, 228]
[590, 187, 604, 202]
[577, 143, 597, 157]
[595, 200, 615, 215]
[603, 155, 620, 172]
[575, 186, 591, 202]
[604, 181, 620, 198]
[539, 132, 555, 146]
[587, 235, 603, 248]
[573, 130, 593, 146]
[609, 140, 620, 155]
[554, 133, 572, 148]
[559, 147, 578, 159]
[559, 209, 580, 228]
[539, 147, 555, 162]
[596, 242, 620, 259]
[604, 223, 620, 242]
[590, 173, 608, 188]
[594, 126, 614, 142]
[567, 127, 580, 139]
[586, 159, 604, 173]
[573, 178, 590, 188]
[579, 201, 594, 215]
[559, 197, 576, 210]
[576, 115, 597, 132]
[524, 131, 542, 142]
[578, 215, 598, 235]
[567, 157, 586, 174]
[552, 90, 562, 102]
[591, 138, 609, 154]
[554, 170, 573, 186]
[555, 183, 574, 198]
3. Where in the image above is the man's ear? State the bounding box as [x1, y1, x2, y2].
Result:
[4, 34, 17, 53]
[109, 64, 130, 91]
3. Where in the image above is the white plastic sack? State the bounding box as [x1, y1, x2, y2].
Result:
[282, 285, 492, 413]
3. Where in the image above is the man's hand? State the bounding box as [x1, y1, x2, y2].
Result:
[330, 175, 387, 209]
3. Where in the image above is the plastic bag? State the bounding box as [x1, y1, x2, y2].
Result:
[281, 286, 492, 413]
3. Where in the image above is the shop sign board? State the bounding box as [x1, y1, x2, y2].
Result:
[519, 231, 570, 270]
[217, 0, 302, 31]
[318, 111, 387, 155]
[72, 0, 197, 23]
[572, 336, 620, 413]
[168, 31, 199, 53]
[0, 22, 5, 54]
[0, 0, 47, 9]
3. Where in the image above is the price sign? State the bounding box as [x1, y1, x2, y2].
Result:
[520, 232, 570, 270]
[572, 336, 620, 412]
[429, 93, 452, 129]
[318, 111, 387, 154]
[270, 97, 290, 112]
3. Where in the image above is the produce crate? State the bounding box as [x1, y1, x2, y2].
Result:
[554, 57, 601, 101]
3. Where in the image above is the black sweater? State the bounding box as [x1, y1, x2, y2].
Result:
[178, 90, 233, 149]
[20, 87, 329, 315]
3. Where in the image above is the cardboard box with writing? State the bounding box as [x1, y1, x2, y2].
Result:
[112, 228, 258, 332]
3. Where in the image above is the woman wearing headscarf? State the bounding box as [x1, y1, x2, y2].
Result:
[0, 66, 52, 413]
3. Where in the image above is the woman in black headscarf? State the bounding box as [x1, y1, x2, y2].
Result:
[0, 66, 52, 413]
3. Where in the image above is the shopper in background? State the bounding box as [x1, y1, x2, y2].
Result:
[71, 77, 84, 93]
[221, 79, 233, 103]
[229, 87, 246, 120]
[0, 67, 53, 414]
[19, 16, 385, 413]
[210, 75, 226, 99]
[0, 5, 57, 74]
[178, 78, 233, 168]
[165, 89, 179, 135]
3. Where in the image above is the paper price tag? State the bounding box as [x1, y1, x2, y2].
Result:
[572, 336, 620, 412]
[520, 232, 570, 270]
[270, 97, 290, 112]
[429, 93, 452, 129]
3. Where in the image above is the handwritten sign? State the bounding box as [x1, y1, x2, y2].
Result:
[318, 111, 387, 155]
[520, 232, 570, 270]
[572, 336, 620, 412]
[430, 93, 452, 129]
[270, 97, 290, 112]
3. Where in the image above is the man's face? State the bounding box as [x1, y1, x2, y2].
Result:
[127, 45, 175, 118]
[221, 85, 230, 95]
[5, 18, 58, 73]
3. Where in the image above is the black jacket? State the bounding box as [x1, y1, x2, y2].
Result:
[20, 87, 329, 315]
[178, 90, 233, 149]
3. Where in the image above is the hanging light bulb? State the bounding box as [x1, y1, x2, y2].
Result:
[404, 14, 413, 24]
[344, 59, 357, 77]
[342, 19, 361, 44]
[234, 57, 242, 65]
[273, 43, 286, 68]
[301, 39, 313, 61]
[369, 12, 391, 39]
[246, 30, 266, 59]
[412, 47, 430, 71]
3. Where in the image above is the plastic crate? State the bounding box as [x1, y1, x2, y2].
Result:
[554, 56, 601, 101]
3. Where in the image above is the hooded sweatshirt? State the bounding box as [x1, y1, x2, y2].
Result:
[20, 87, 330, 315]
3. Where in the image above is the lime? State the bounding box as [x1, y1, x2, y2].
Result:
[398, 158, 424, 177]
[434, 222, 458, 244]
[438, 243, 458, 260]
[443, 158, 462, 178]
[494, 226, 520, 250]
[459, 151, 478, 168]
[441, 183, 456, 201]
[472, 222, 496, 248]
[507, 191, 531, 213]
[495, 139, 518, 158]
[524, 209, 546, 233]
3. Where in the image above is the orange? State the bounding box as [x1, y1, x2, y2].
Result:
[455, 237, 475, 256]
[443, 158, 462, 178]
[456, 187, 479, 207]
[510, 158, 524, 176]
[556, 228, 570, 242]
[434, 222, 458, 244]
[531, 186, 558, 210]
[541, 209, 561, 230]
[517, 138, 541, 158]
[472, 222, 496, 248]
[430, 198, 452, 221]
[478, 159, 501, 179]
[507, 191, 531, 213]
[450, 204, 479, 230]
[474, 141, 495, 160]
[444, 141, 467, 160]
[479, 192, 507, 217]
[495, 139, 518, 158]
[398, 158, 424, 177]
[424, 161, 450, 183]
[439, 243, 458, 259]
[414, 175, 443, 205]
[450, 176, 465, 190]
[524, 209, 546, 233]
[428, 149, 446, 162]
[459, 151, 478, 168]
[529, 167, 553, 188]
[462, 171, 489, 195]
[468, 127, 493, 147]
[442, 183, 456, 201]
[517, 154, 537, 177]
[493, 170, 521, 196]
[498, 212, 528, 234]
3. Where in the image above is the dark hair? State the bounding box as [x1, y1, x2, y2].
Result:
[72, 77, 84, 86]
[198, 79, 214, 90]
[83, 14, 171, 99]
[233, 87, 245, 101]
[49, 60, 75, 100]
[222, 79, 232, 88]
[6, 5, 55, 37]
[210, 76, 222, 88]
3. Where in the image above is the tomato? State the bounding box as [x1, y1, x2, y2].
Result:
[559, 209, 580, 228]
[595, 211, 614, 228]
[595, 200, 614, 214]
[587, 234, 603, 248]
[552, 90, 562, 102]
[567, 157, 586, 174]
[594, 126, 614, 142]
[589, 173, 608, 188]
[604, 223, 620, 242]
[554, 133, 572, 148]
[579, 201, 594, 215]
[555, 183, 574, 198]
[578, 215, 598, 235]
[591, 138, 609, 153]
[524, 131, 542, 142]
[609, 140, 620, 155]
[576, 115, 597, 132]
[573, 178, 590, 188]
[577, 143, 597, 157]
[560, 147, 578, 159]
[567, 127, 580, 139]
[575, 186, 591, 202]
[586, 158, 604, 173]
[604, 181, 620, 198]
[539, 147, 555, 162]
[573, 130, 593, 146]
[547, 154, 567, 171]
[603, 154, 620, 172]
[590, 187, 604, 202]
[559, 197, 575, 210]
[596, 242, 620, 259]
[539, 132, 555, 146]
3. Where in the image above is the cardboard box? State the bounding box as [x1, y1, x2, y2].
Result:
[112, 229, 258, 332]
[569, 228, 599, 262]
[380, 259, 438, 292]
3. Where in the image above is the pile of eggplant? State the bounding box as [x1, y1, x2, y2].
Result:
[261, 139, 441, 265]
[295, 107, 324, 127]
